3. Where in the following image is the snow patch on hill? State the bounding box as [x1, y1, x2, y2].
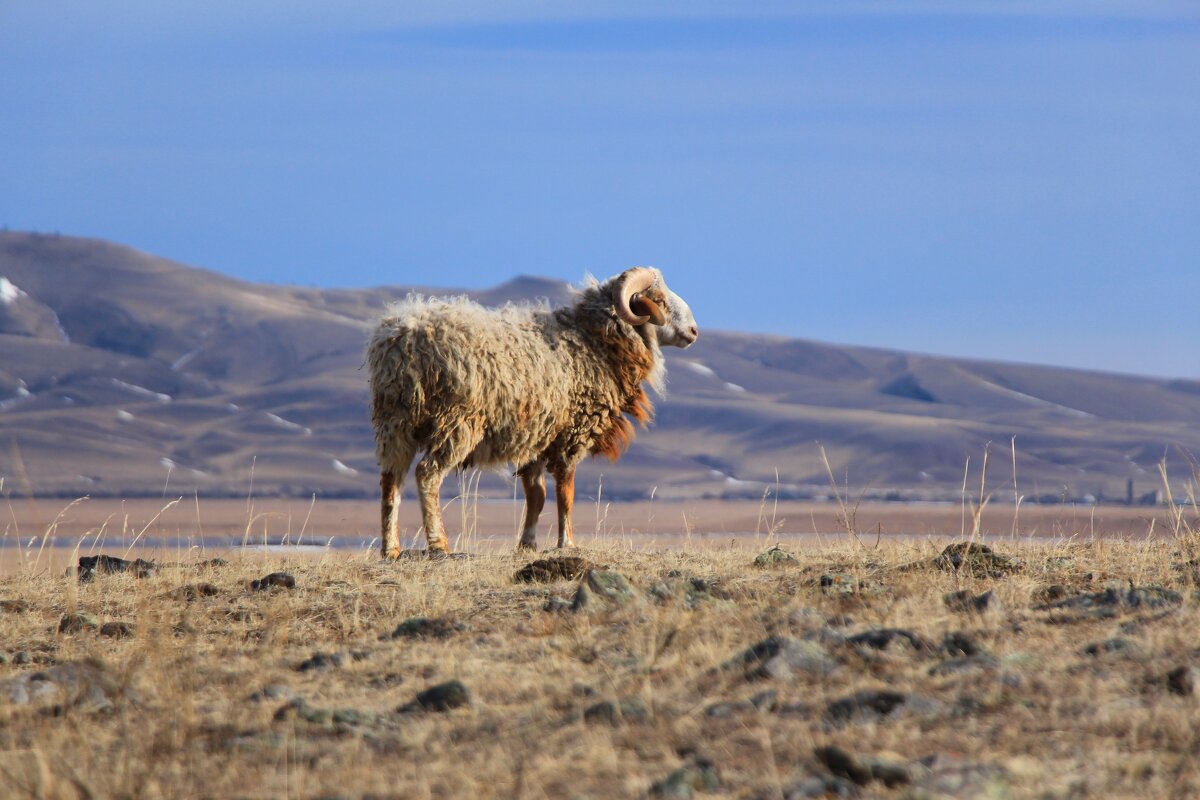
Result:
[0, 277, 26, 304]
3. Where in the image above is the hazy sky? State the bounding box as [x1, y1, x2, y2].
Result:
[2, 2, 1197, 377]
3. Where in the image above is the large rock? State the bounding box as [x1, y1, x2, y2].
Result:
[0, 658, 135, 711]
[513, 557, 595, 583]
[725, 635, 838, 681]
[571, 570, 639, 614]
[77, 554, 155, 581]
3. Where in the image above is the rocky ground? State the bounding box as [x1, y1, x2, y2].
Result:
[2, 537, 1199, 798]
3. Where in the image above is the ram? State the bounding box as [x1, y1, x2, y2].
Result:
[367, 267, 698, 557]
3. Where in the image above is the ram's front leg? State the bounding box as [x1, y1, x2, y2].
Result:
[553, 465, 576, 548]
[517, 461, 546, 551]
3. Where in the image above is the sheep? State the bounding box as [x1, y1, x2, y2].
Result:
[367, 267, 698, 557]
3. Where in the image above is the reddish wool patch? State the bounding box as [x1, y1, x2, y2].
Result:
[590, 332, 657, 461]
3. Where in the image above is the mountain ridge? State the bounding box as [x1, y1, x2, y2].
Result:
[1, 231, 1196, 502]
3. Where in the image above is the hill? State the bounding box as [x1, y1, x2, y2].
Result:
[1, 231, 1197, 502]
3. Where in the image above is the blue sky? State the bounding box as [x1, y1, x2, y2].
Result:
[2, 2, 1197, 377]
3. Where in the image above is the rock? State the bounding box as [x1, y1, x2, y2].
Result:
[1083, 638, 1135, 657]
[944, 589, 999, 614]
[582, 696, 649, 725]
[13, 651, 32, 665]
[929, 655, 1001, 676]
[403, 680, 471, 712]
[571, 570, 639, 614]
[941, 632, 986, 658]
[77, 554, 156, 581]
[250, 572, 296, 591]
[247, 684, 300, 703]
[0, 658, 134, 710]
[912, 755, 1009, 798]
[99, 621, 135, 638]
[781, 775, 861, 798]
[295, 652, 347, 672]
[650, 577, 731, 608]
[198, 558, 229, 569]
[726, 635, 838, 681]
[813, 745, 911, 788]
[513, 556, 595, 583]
[825, 689, 943, 726]
[649, 760, 720, 798]
[846, 628, 929, 652]
[753, 545, 799, 568]
[166, 583, 220, 602]
[384, 616, 466, 640]
[0, 599, 32, 613]
[930, 542, 1021, 578]
[274, 699, 375, 726]
[817, 573, 877, 596]
[1166, 666, 1198, 696]
[1041, 584, 1182, 621]
[542, 596, 573, 613]
[58, 611, 99, 634]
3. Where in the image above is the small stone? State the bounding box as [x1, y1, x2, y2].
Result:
[99, 621, 135, 638]
[941, 632, 986, 657]
[813, 746, 911, 788]
[944, 589, 999, 614]
[1084, 638, 1134, 657]
[58, 611, 99, 634]
[295, 652, 347, 672]
[167, 583, 220, 602]
[0, 599, 32, 613]
[929, 655, 1000, 676]
[250, 572, 296, 591]
[571, 570, 639, 614]
[13, 651, 32, 665]
[649, 760, 720, 798]
[384, 616, 466, 640]
[846, 628, 929, 652]
[198, 558, 229, 569]
[1166, 666, 1197, 696]
[248, 684, 300, 703]
[753, 545, 799, 568]
[930, 542, 1021, 578]
[582, 696, 649, 725]
[726, 635, 838, 681]
[513, 557, 595, 583]
[542, 596, 573, 613]
[913, 755, 1009, 797]
[825, 689, 942, 726]
[409, 680, 470, 712]
[77, 554, 156, 581]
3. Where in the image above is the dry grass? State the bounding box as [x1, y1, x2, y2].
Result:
[2, 530, 1200, 799]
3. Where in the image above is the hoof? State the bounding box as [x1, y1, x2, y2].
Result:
[516, 540, 538, 553]
[383, 549, 402, 561]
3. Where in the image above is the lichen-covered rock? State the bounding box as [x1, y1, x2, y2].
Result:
[571, 570, 639, 614]
[726, 635, 838, 681]
[250, 572, 296, 591]
[753, 545, 799, 568]
[58, 611, 99, 634]
[930, 542, 1021, 578]
[384, 616, 466, 640]
[77, 554, 156, 581]
[513, 556, 595, 583]
[582, 696, 649, 726]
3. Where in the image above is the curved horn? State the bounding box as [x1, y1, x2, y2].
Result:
[616, 268, 667, 326]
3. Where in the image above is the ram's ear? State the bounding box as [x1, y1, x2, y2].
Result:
[629, 293, 667, 326]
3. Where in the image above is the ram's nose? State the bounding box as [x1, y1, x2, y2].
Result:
[680, 325, 699, 346]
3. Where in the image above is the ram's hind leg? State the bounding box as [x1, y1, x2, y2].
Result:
[517, 461, 546, 552]
[380, 470, 402, 560]
[553, 465, 576, 548]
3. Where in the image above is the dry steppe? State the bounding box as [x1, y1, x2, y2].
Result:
[3, 504, 1200, 799]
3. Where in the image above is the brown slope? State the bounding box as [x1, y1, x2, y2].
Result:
[0, 231, 1197, 502]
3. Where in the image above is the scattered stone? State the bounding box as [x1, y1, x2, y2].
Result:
[542, 596, 573, 613]
[99, 621, 135, 639]
[0, 658, 134, 710]
[384, 616, 466, 640]
[250, 572, 296, 591]
[912, 755, 1010, 798]
[1165, 666, 1198, 696]
[649, 577, 732, 608]
[13, 651, 32, 665]
[725, 635, 838, 681]
[198, 558, 229, 569]
[944, 589, 999, 614]
[167, 583, 221, 602]
[58, 611, 99, 634]
[1032, 584, 1072, 605]
[274, 698, 375, 726]
[826, 614, 855, 627]
[929, 654, 1001, 676]
[295, 651, 368, 672]
[247, 684, 300, 703]
[753, 545, 799, 568]
[814, 745, 911, 788]
[77, 554, 156, 581]
[0, 599, 32, 613]
[817, 573, 876, 596]
[582, 696, 649, 725]
[571, 570, 639, 614]
[930, 542, 1022, 578]
[401, 680, 471, 712]
[1083, 638, 1134, 657]
[1041, 584, 1182, 621]
[825, 689, 943, 726]
[941, 632, 986, 658]
[513, 556, 595, 583]
[649, 759, 720, 798]
[846, 628, 929, 652]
